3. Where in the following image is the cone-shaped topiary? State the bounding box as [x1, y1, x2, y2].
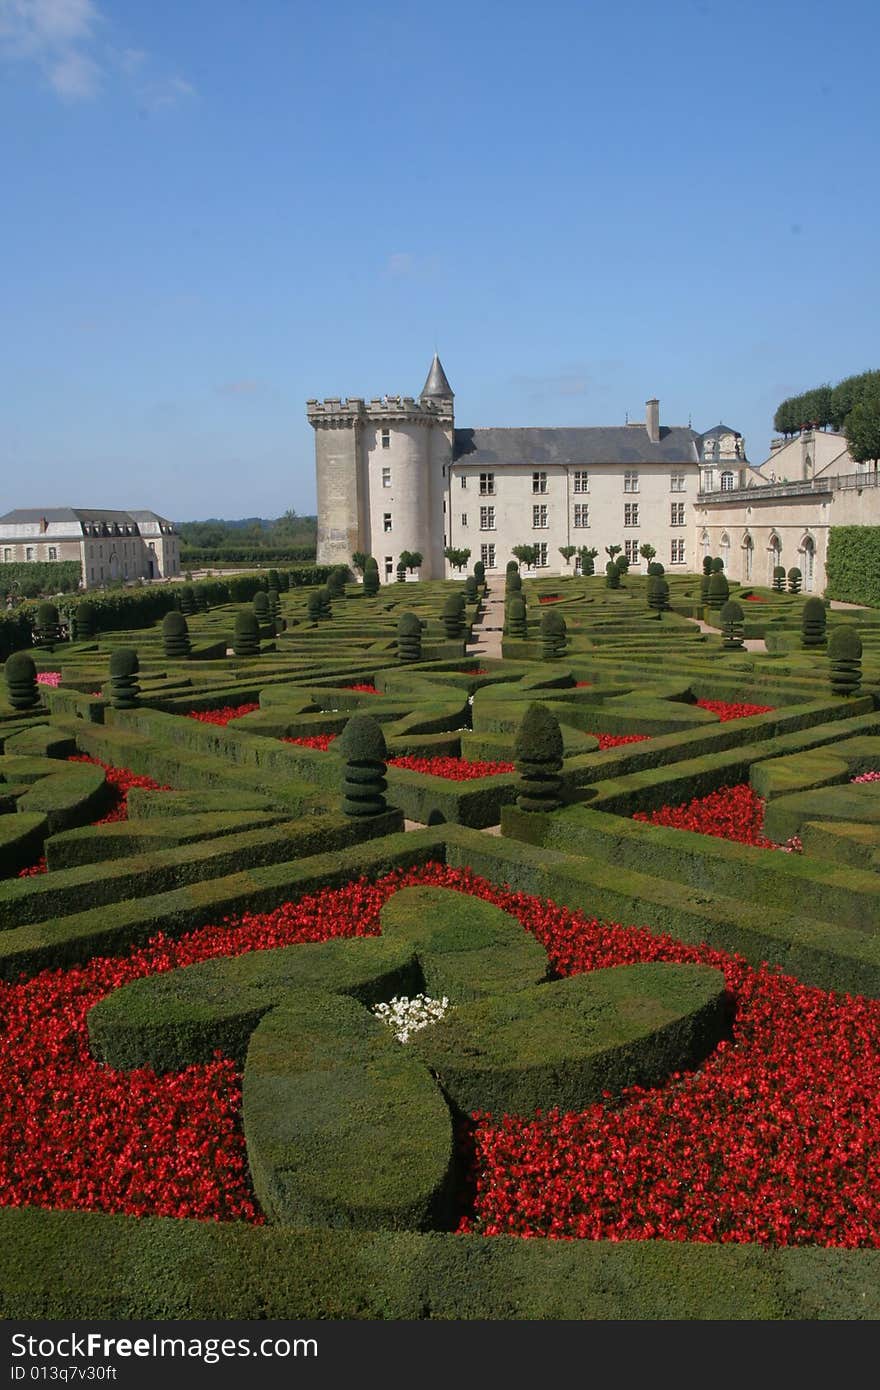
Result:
[787, 567, 802, 595]
[327, 566, 347, 598]
[307, 591, 323, 623]
[109, 647, 140, 709]
[647, 561, 665, 577]
[161, 610, 191, 659]
[514, 703, 563, 813]
[253, 591, 270, 624]
[267, 589, 280, 620]
[34, 602, 60, 649]
[647, 575, 670, 612]
[233, 610, 261, 657]
[363, 558, 379, 596]
[473, 560, 485, 584]
[179, 586, 197, 616]
[397, 611, 422, 662]
[319, 586, 332, 619]
[828, 625, 863, 696]
[464, 574, 478, 602]
[507, 595, 527, 638]
[443, 592, 466, 640]
[605, 560, 620, 589]
[506, 560, 519, 576]
[801, 596, 827, 648]
[4, 651, 39, 710]
[707, 571, 729, 610]
[74, 601, 98, 640]
[719, 600, 745, 650]
[540, 608, 567, 659]
[772, 565, 786, 593]
[506, 570, 522, 595]
[338, 714, 388, 817]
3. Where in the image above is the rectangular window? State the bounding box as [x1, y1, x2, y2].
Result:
[381, 429, 390, 449]
[624, 471, 639, 492]
[383, 513, 392, 532]
[479, 472, 495, 495]
[536, 542, 548, 567]
[670, 472, 685, 492]
[384, 555, 394, 579]
[382, 467, 391, 488]
[460, 474, 467, 489]
[573, 503, 589, 528]
[532, 504, 548, 528]
[47, 546, 57, 560]
[2, 548, 11, 562]
[624, 503, 639, 526]
[625, 539, 640, 564]
[480, 506, 495, 530]
[480, 542, 496, 569]
[670, 539, 686, 564]
[670, 502, 685, 526]
[573, 470, 589, 493]
[25, 546, 34, 561]
[532, 471, 547, 494]
[461, 513, 468, 527]
[720, 471, 735, 491]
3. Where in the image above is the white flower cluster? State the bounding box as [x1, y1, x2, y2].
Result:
[372, 993, 450, 1044]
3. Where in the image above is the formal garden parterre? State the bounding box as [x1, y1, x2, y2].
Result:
[1, 563, 880, 1319]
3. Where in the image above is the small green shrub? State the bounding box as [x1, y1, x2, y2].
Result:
[787, 567, 802, 595]
[719, 600, 744, 651]
[801, 597, 827, 648]
[233, 610, 260, 657]
[109, 648, 140, 709]
[4, 651, 40, 710]
[772, 566, 787, 593]
[161, 610, 191, 659]
[540, 609, 566, 660]
[507, 596, 527, 639]
[707, 572, 730, 610]
[338, 715, 388, 817]
[514, 703, 563, 812]
[397, 612, 422, 663]
[828, 625, 863, 696]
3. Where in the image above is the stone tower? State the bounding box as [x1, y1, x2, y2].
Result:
[308, 355, 454, 581]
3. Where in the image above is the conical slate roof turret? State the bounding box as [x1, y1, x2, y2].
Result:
[420, 353, 454, 400]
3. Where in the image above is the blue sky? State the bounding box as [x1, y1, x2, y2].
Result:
[2, 0, 878, 520]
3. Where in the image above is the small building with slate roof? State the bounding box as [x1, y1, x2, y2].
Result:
[0, 508, 180, 588]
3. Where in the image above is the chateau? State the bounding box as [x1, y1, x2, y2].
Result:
[310, 355, 880, 593]
[0, 508, 180, 589]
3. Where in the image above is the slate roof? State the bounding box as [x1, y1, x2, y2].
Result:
[700, 423, 742, 439]
[453, 425, 702, 467]
[420, 353, 454, 400]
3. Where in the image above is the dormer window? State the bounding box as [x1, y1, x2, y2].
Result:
[720, 471, 735, 492]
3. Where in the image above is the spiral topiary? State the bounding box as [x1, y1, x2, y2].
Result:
[443, 592, 466, 640]
[109, 647, 140, 709]
[307, 591, 323, 623]
[473, 560, 485, 585]
[179, 586, 197, 617]
[772, 566, 786, 593]
[253, 591, 270, 625]
[35, 602, 60, 649]
[787, 567, 802, 595]
[74, 601, 98, 640]
[506, 570, 522, 595]
[161, 610, 191, 659]
[647, 575, 670, 612]
[319, 586, 332, 619]
[338, 714, 388, 817]
[267, 570, 280, 593]
[719, 600, 745, 651]
[801, 596, 827, 648]
[233, 610, 260, 658]
[4, 651, 39, 710]
[828, 625, 863, 697]
[363, 558, 380, 597]
[397, 611, 422, 662]
[605, 561, 620, 590]
[540, 608, 566, 660]
[707, 571, 729, 611]
[700, 556, 713, 603]
[396, 562, 407, 584]
[514, 703, 563, 813]
[507, 595, 527, 639]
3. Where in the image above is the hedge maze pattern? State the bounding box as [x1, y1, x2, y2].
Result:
[2, 566, 880, 1318]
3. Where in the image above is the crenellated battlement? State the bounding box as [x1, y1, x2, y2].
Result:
[307, 394, 453, 428]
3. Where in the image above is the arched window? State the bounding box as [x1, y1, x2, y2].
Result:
[720, 531, 731, 571]
[700, 529, 711, 561]
[720, 471, 735, 492]
[742, 533, 753, 582]
[768, 534, 781, 583]
[800, 535, 816, 592]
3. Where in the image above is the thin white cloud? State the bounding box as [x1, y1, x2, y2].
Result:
[49, 46, 97, 96]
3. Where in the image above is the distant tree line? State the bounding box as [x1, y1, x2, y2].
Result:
[178, 511, 317, 560]
[773, 370, 880, 466]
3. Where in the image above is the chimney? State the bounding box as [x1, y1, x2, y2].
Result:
[646, 398, 660, 444]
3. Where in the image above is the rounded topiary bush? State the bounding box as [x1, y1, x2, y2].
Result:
[443, 593, 466, 640]
[396, 563, 407, 584]
[506, 560, 519, 576]
[647, 575, 670, 613]
[507, 595, 527, 639]
[74, 601, 98, 640]
[772, 565, 786, 593]
[397, 611, 422, 662]
[801, 596, 827, 648]
[319, 586, 332, 618]
[787, 567, 802, 595]
[605, 561, 620, 590]
[828, 625, 863, 697]
[307, 591, 323, 623]
[647, 561, 665, 578]
[109, 647, 140, 709]
[707, 571, 729, 610]
[514, 703, 563, 813]
[338, 714, 388, 817]
[267, 570, 280, 593]
[233, 610, 261, 657]
[4, 651, 39, 710]
[196, 588, 210, 613]
[465, 574, 478, 602]
[615, 553, 629, 575]
[179, 585, 197, 617]
[540, 608, 566, 660]
[35, 602, 60, 648]
[253, 591, 270, 624]
[506, 571, 523, 595]
[161, 610, 191, 659]
[719, 599, 745, 651]
[363, 559, 380, 597]
[327, 566, 347, 599]
[473, 560, 485, 585]
[267, 588, 280, 619]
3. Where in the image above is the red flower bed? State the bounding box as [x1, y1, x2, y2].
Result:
[68, 755, 171, 824]
[3, 863, 880, 1247]
[17, 857, 47, 878]
[538, 595, 561, 604]
[388, 755, 515, 780]
[594, 733, 650, 751]
[345, 684, 379, 694]
[283, 734, 338, 752]
[575, 681, 592, 688]
[633, 782, 779, 849]
[187, 704, 260, 727]
[695, 700, 774, 722]
[744, 594, 768, 602]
